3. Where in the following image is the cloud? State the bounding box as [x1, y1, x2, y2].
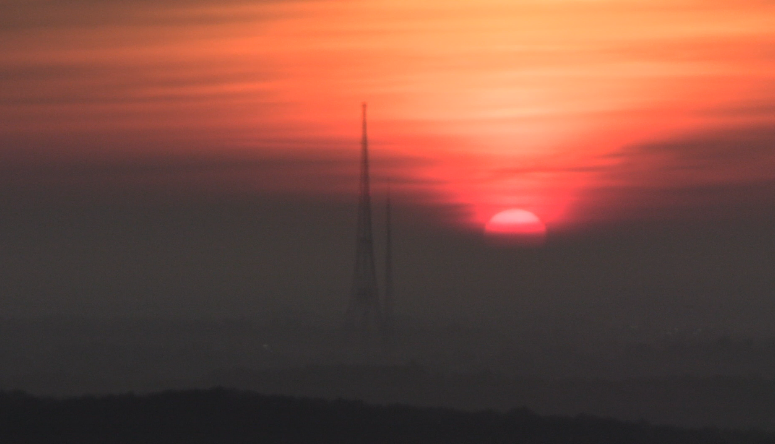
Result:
[616, 125, 775, 182]
[0, 0, 295, 30]
[576, 124, 775, 222]
[0, 133, 441, 210]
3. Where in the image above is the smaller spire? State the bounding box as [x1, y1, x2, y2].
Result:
[383, 178, 394, 338]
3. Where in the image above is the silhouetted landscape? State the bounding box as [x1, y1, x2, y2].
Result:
[2, 317, 775, 432]
[3, 388, 774, 443]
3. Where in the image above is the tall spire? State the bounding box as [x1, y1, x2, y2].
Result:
[344, 103, 382, 337]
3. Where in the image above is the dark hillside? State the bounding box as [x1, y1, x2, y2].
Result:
[0, 389, 772, 443]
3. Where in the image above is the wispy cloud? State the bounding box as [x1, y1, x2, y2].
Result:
[574, 125, 775, 223]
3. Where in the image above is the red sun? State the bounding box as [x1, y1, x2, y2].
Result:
[484, 209, 547, 246]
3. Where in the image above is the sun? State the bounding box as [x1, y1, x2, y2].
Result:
[484, 209, 547, 246]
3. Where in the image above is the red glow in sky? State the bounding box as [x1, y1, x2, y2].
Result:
[2, 0, 775, 232]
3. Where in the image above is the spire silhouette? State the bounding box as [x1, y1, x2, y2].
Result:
[344, 103, 382, 337]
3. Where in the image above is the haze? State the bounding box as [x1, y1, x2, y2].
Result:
[2, 0, 775, 431]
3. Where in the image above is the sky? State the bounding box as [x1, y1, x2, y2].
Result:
[2, 0, 775, 335]
[3, 0, 775, 229]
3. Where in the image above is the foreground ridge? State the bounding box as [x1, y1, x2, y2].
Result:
[1, 388, 773, 444]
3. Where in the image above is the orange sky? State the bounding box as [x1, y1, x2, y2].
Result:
[2, 0, 775, 232]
